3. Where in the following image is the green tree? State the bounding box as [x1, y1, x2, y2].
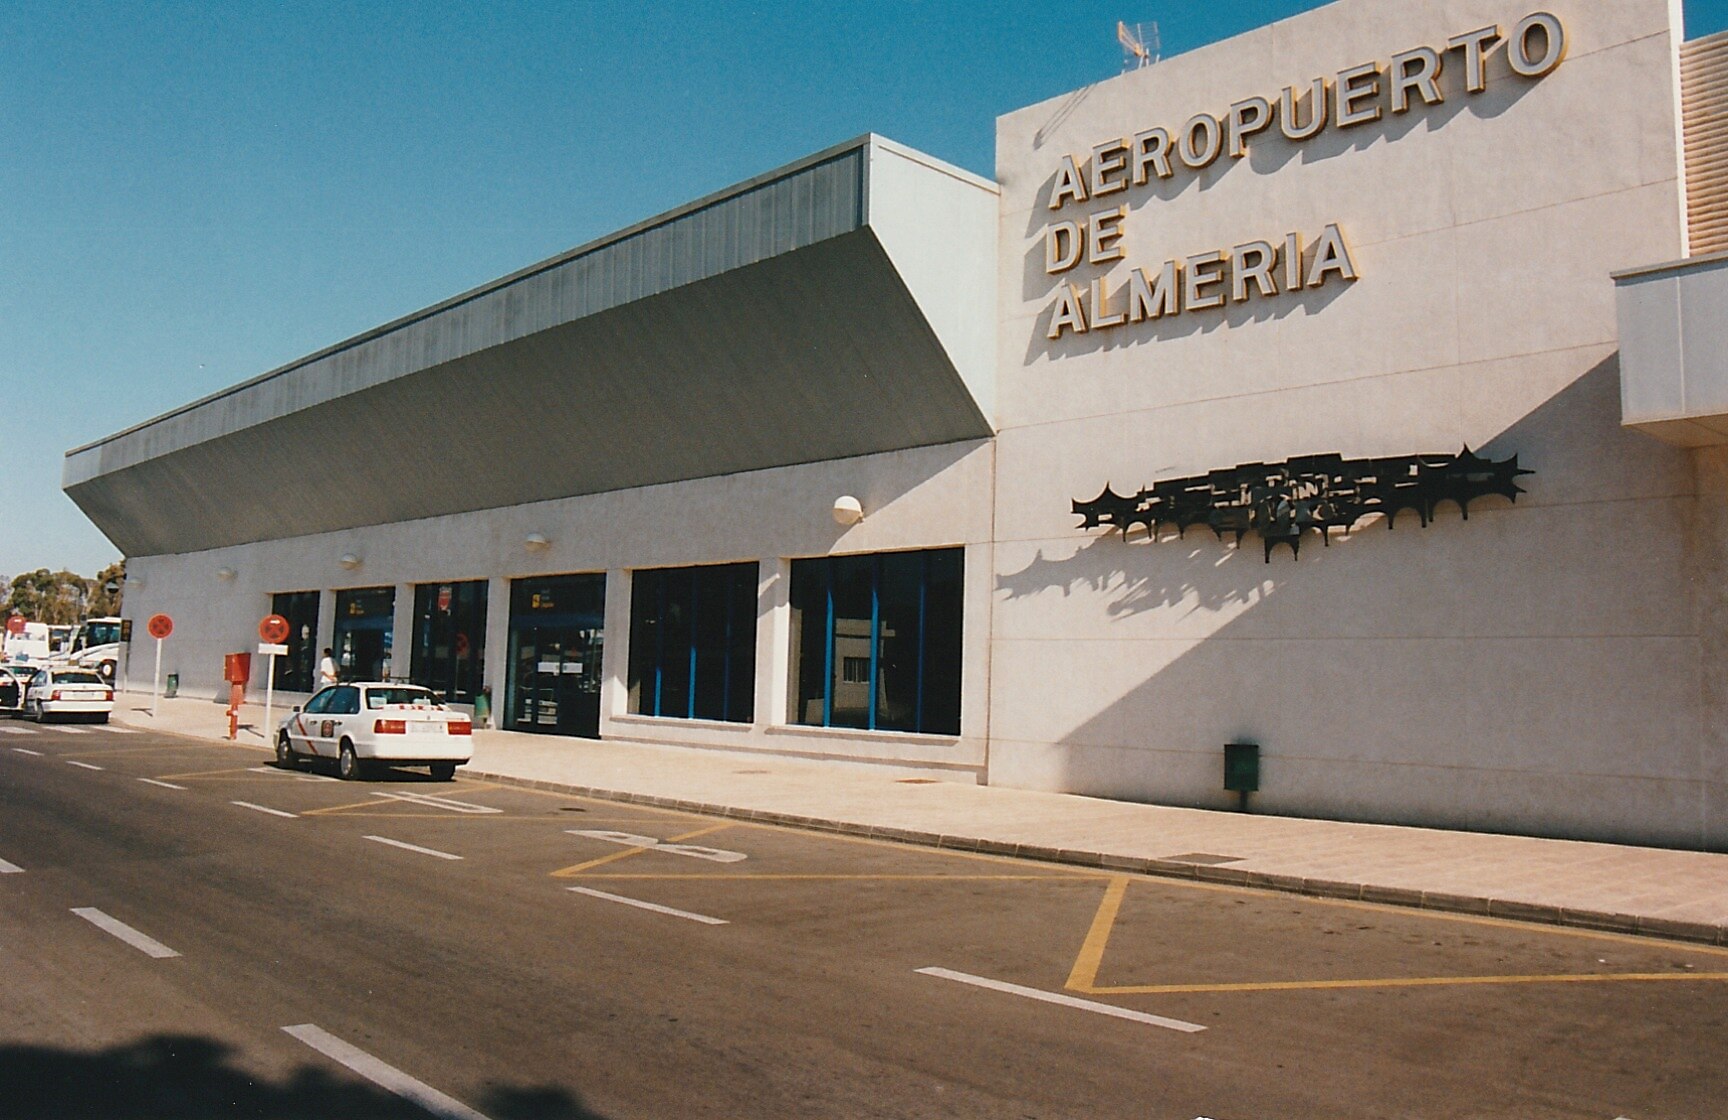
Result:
[5, 569, 91, 625]
[87, 560, 125, 616]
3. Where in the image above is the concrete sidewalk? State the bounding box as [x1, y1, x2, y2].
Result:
[111, 692, 1728, 946]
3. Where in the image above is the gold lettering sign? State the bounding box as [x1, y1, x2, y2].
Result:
[1036, 11, 1567, 341]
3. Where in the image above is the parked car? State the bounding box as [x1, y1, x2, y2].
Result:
[22, 667, 113, 723]
[277, 682, 472, 781]
[0, 664, 36, 714]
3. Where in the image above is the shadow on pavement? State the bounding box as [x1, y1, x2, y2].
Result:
[0, 1034, 611, 1119]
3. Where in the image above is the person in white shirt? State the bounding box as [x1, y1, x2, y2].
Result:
[318, 648, 338, 687]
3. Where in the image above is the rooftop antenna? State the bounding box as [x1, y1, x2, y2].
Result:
[1118, 20, 1160, 72]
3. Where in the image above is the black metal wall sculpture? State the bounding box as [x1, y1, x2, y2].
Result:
[1072, 448, 1532, 561]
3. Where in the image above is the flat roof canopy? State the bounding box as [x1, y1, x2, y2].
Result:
[66, 136, 998, 558]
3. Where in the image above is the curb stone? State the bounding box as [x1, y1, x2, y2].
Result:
[466, 770, 1727, 948]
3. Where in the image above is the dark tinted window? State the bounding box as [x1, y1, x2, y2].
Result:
[628, 563, 757, 723]
[789, 549, 963, 736]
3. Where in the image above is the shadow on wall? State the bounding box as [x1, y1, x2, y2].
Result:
[993, 356, 1708, 845]
[0, 1033, 610, 1120]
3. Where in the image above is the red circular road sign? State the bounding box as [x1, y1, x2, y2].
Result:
[259, 614, 291, 644]
[147, 613, 174, 640]
[4, 615, 23, 636]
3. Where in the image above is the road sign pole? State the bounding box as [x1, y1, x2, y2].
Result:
[255, 616, 292, 752]
[263, 653, 277, 750]
[143, 614, 174, 718]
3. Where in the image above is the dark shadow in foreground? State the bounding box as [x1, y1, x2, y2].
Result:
[0, 1034, 611, 1120]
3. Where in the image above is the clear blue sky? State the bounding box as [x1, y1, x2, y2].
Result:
[6, 0, 1728, 579]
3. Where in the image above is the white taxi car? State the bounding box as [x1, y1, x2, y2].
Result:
[22, 668, 114, 723]
[277, 682, 472, 781]
[0, 664, 38, 715]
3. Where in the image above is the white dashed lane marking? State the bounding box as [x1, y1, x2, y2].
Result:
[372, 791, 500, 814]
[138, 778, 188, 791]
[916, 968, 1206, 1033]
[231, 801, 297, 819]
[71, 908, 180, 959]
[65, 760, 104, 771]
[364, 836, 462, 861]
[568, 886, 727, 925]
[12, 747, 42, 756]
[0, 855, 23, 874]
[283, 1024, 492, 1120]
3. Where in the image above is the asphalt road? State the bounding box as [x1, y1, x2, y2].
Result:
[2, 720, 1725, 1120]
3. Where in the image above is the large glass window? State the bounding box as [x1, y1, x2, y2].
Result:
[628, 563, 756, 723]
[789, 548, 963, 735]
[271, 591, 320, 692]
[334, 587, 395, 682]
[409, 580, 487, 704]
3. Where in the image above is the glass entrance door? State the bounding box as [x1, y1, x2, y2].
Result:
[508, 625, 603, 737]
[505, 573, 605, 738]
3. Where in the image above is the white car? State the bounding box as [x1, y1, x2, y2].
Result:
[22, 668, 114, 723]
[0, 664, 37, 715]
[277, 682, 472, 781]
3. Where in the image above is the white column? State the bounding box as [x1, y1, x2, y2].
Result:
[389, 583, 415, 682]
[598, 568, 631, 734]
[761, 558, 792, 727]
[484, 576, 510, 727]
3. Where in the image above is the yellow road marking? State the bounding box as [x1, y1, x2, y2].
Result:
[566, 873, 1084, 881]
[1063, 876, 1728, 997]
[1066, 875, 1129, 991]
[1081, 972, 1728, 995]
[61, 745, 200, 758]
[551, 824, 735, 878]
[302, 798, 395, 816]
[1146, 878, 1728, 959]
[153, 767, 275, 781]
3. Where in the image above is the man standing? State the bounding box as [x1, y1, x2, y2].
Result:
[317, 647, 338, 688]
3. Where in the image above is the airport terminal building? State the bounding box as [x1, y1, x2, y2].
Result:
[67, 0, 1728, 849]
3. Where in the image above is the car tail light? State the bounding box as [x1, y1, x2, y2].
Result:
[374, 719, 406, 734]
[103, 689, 113, 701]
[51, 690, 63, 702]
[447, 720, 472, 735]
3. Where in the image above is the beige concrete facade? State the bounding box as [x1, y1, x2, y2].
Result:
[88, 0, 1728, 850]
[990, 0, 1716, 847]
[124, 439, 996, 775]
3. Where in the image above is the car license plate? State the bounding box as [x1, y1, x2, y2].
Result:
[409, 721, 441, 734]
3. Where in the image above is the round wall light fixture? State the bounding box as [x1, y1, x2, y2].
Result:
[832, 495, 864, 526]
[524, 532, 551, 552]
[338, 553, 362, 570]
[216, 566, 237, 581]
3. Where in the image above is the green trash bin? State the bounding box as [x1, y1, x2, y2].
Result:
[164, 673, 179, 699]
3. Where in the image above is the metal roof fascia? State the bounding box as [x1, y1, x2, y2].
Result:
[65, 134, 890, 468]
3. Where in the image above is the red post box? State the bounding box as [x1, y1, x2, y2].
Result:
[223, 653, 252, 741]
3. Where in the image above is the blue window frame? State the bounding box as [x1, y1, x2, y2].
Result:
[628, 563, 757, 723]
[790, 548, 962, 736]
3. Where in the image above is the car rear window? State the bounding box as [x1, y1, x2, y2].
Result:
[57, 672, 104, 684]
[365, 687, 440, 709]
